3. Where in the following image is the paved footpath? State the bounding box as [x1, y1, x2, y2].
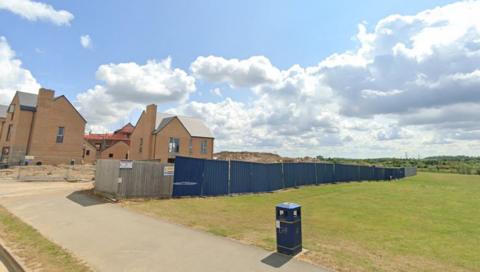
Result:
[0, 180, 326, 272]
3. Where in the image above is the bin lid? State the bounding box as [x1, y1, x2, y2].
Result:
[276, 202, 301, 209]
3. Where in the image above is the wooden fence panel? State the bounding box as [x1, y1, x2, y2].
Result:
[95, 160, 173, 198]
[95, 160, 120, 194]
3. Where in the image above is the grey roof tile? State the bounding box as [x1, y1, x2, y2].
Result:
[154, 112, 214, 138]
[0, 105, 7, 118]
[17, 91, 38, 108]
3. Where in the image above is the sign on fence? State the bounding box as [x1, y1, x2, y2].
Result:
[119, 160, 133, 169]
[164, 166, 175, 176]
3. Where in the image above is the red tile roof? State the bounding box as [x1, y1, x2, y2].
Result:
[85, 123, 134, 142]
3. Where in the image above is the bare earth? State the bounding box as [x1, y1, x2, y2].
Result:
[0, 165, 95, 182]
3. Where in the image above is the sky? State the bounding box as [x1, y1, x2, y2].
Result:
[1, 0, 479, 158]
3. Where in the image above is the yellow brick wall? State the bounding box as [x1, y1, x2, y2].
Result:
[100, 141, 129, 160]
[153, 117, 214, 162]
[82, 140, 97, 164]
[28, 90, 86, 165]
[130, 104, 156, 160]
[0, 95, 34, 164]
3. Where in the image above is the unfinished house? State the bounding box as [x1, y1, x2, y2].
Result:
[0, 89, 87, 165]
[130, 104, 214, 163]
[84, 123, 133, 161]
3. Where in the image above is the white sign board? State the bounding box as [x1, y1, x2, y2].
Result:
[164, 166, 175, 176]
[119, 160, 133, 169]
[25, 155, 35, 160]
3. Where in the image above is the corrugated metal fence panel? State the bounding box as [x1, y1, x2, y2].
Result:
[359, 165, 374, 181]
[316, 163, 335, 183]
[334, 164, 350, 182]
[203, 159, 229, 196]
[251, 163, 270, 193]
[173, 156, 205, 197]
[302, 163, 317, 185]
[404, 167, 417, 177]
[374, 167, 385, 180]
[352, 165, 361, 181]
[230, 161, 252, 194]
[283, 163, 300, 187]
[267, 163, 284, 190]
[384, 168, 394, 180]
[95, 159, 120, 194]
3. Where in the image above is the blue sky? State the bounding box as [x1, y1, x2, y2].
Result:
[1, 0, 456, 102]
[1, 0, 479, 158]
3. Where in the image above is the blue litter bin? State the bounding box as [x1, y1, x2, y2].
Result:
[276, 202, 302, 255]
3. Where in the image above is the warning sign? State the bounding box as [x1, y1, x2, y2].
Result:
[164, 166, 175, 176]
[120, 160, 133, 169]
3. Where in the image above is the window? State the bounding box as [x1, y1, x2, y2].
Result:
[201, 140, 208, 154]
[125, 154, 129, 159]
[109, 153, 113, 158]
[189, 139, 193, 154]
[56, 127, 64, 143]
[95, 143, 101, 151]
[6, 125, 13, 141]
[86, 150, 90, 156]
[169, 137, 180, 153]
[139, 138, 143, 153]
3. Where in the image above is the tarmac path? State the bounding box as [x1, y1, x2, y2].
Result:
[0, 180, 326, 272]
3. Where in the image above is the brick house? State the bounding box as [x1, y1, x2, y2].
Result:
[82, 139, 97, 164]
[0, 89, 87, 165]
[84, 123, 133, 161]
[130, 104, 214, 163]
[0, 105, 6, 143]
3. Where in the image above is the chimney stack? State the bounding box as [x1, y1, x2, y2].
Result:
[37, 88, 55, 107]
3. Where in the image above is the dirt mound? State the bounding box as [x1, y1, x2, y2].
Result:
[213, 151, 319, 163]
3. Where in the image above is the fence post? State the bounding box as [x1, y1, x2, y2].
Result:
[228, 160, 231, 196]
[281, 161, 286, 189]
[314, 161, 318, 185]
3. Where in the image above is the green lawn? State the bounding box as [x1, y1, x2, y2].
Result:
[0, 206, 91, 272]
[123, 172, 480, 272]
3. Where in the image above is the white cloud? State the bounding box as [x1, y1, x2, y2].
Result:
[80, 35, 92, 49]
[0, 0, 74, 26]
[173, 1, 480, 157]
[318, 1, 480, 117]
[191, 55, 281, 88]
[69, 1, 480, 157]
[76, 58, 196, 129]
[0, 36, 40, 105]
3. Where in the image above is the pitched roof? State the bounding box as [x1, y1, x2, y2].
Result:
[154, 112, 214, 138]
[114, 123, 135, 134]
[0, 105, 7, 118]
[84, 133, 130, 142]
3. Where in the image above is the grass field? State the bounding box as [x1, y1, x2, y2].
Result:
[123, 172, 480, 271]
[0, 206, 91, 272]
